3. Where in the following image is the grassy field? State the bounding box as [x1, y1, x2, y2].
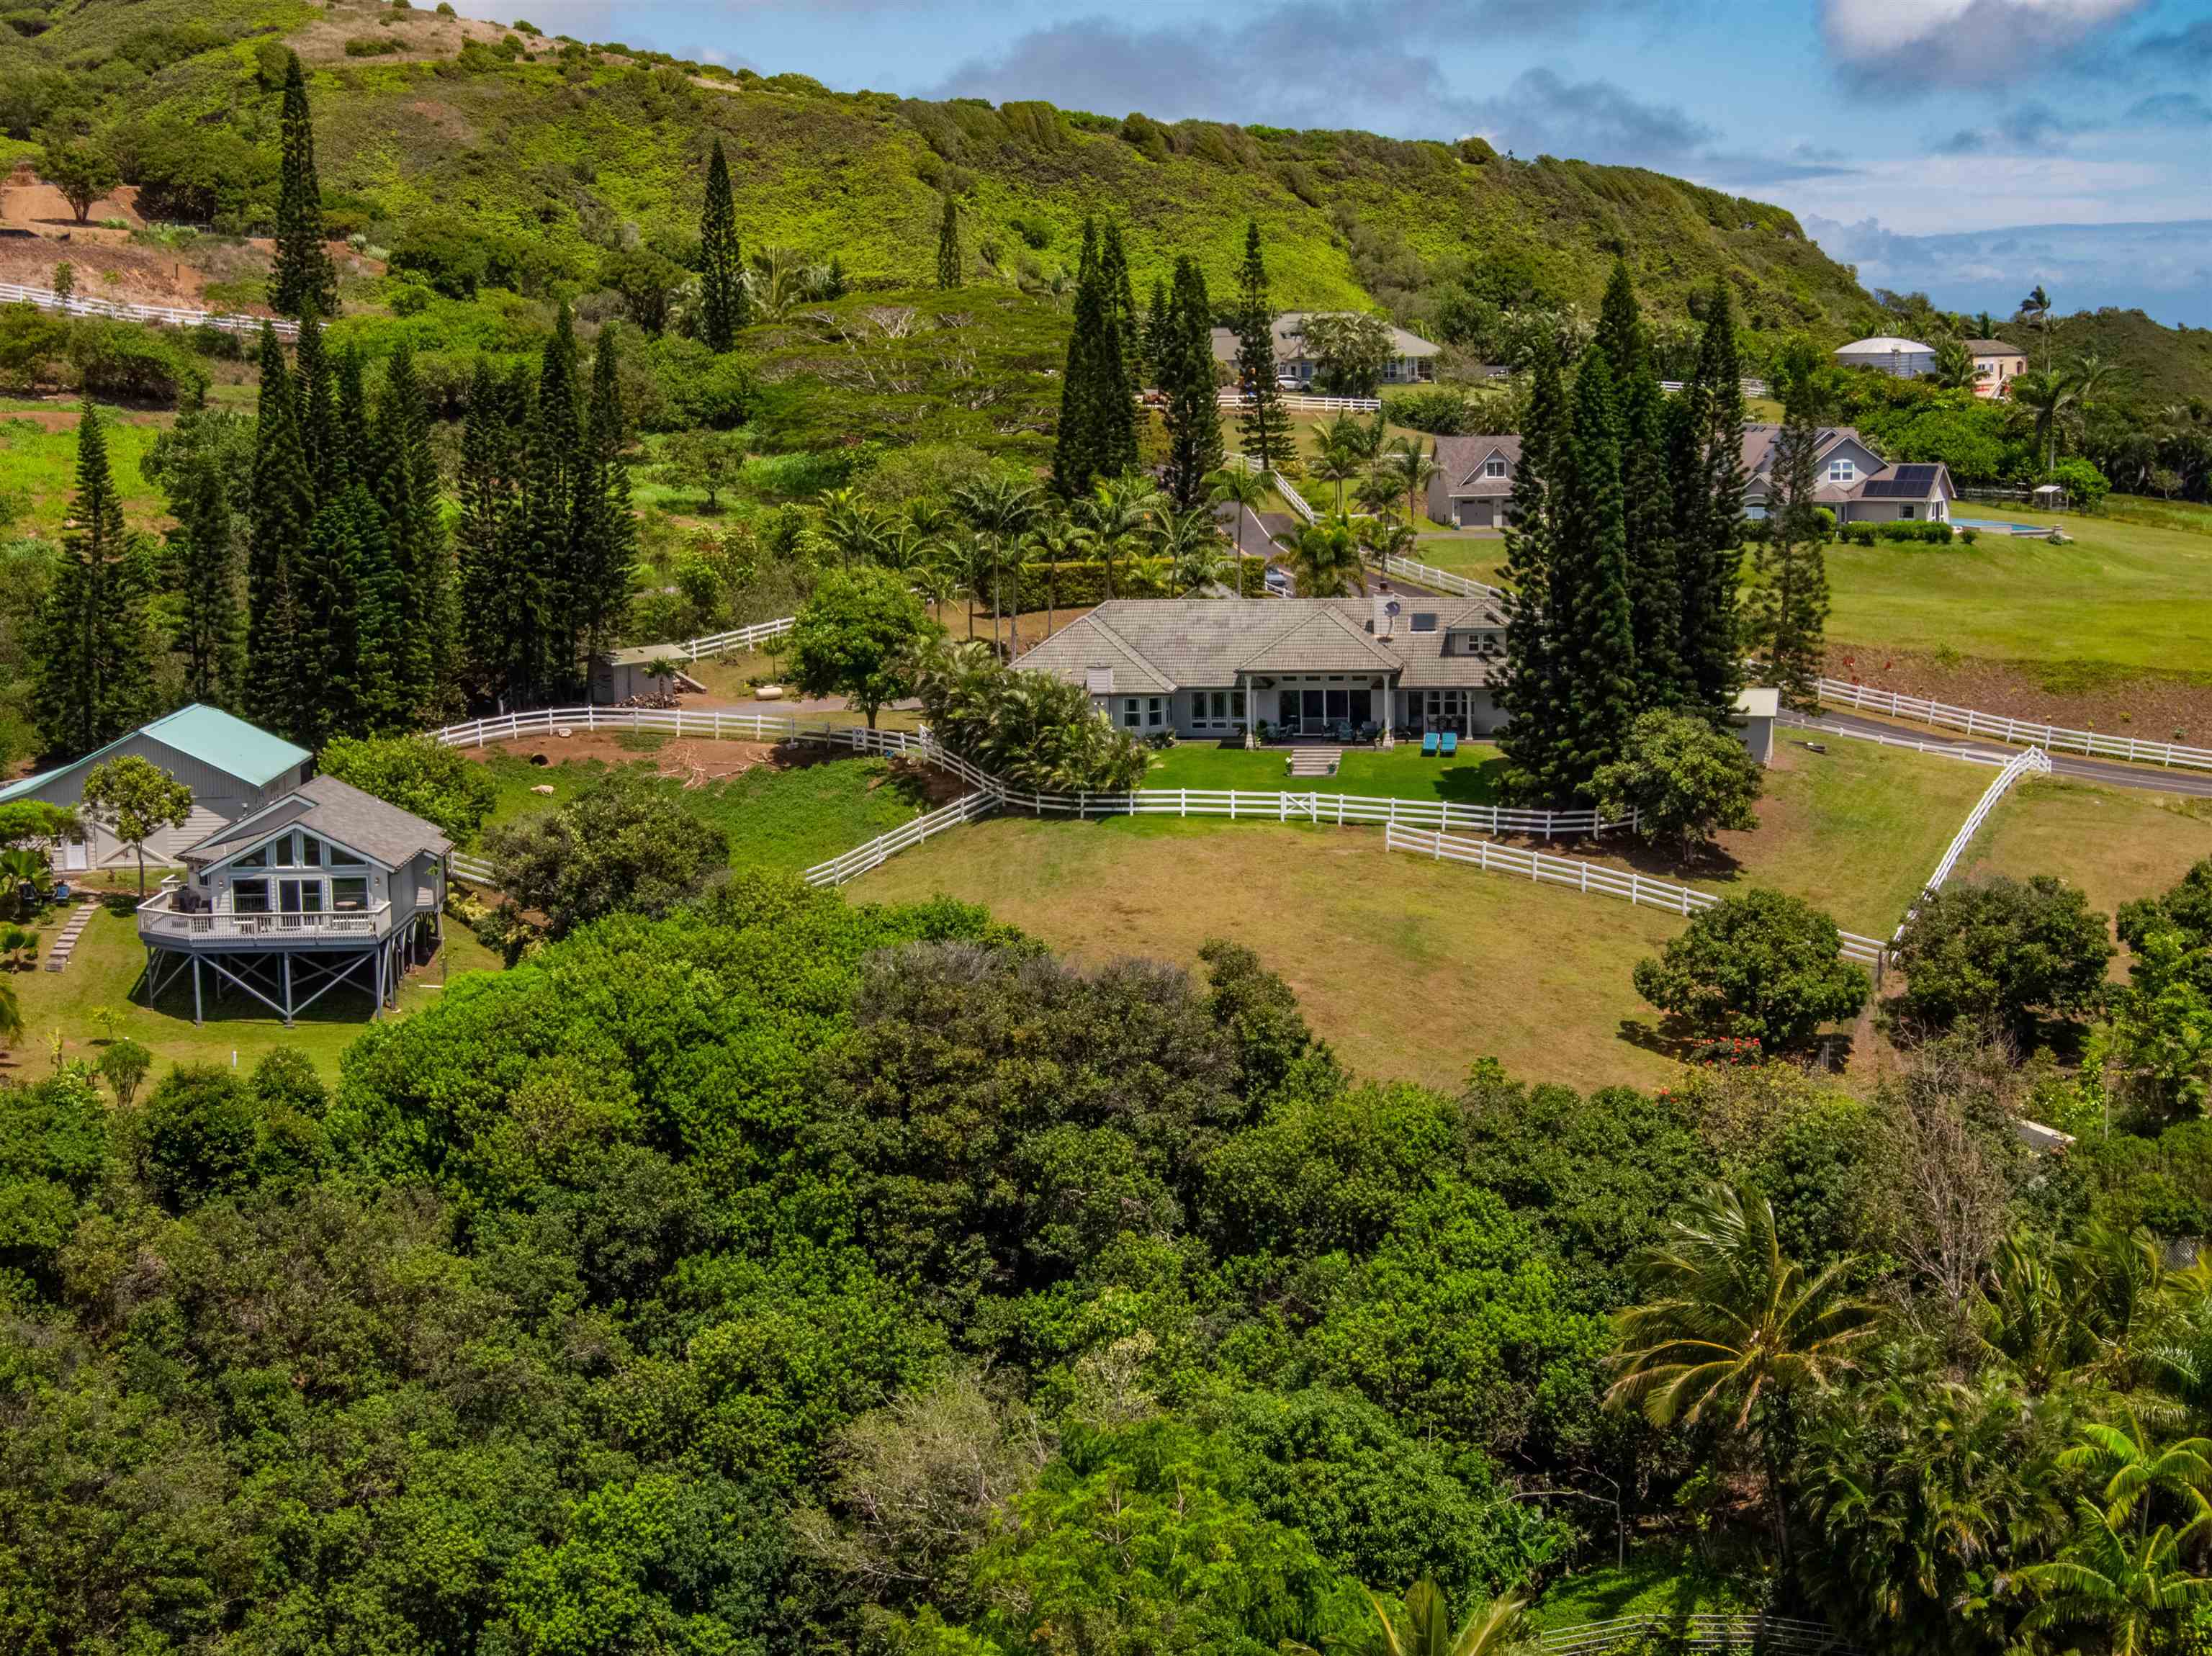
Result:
[1960, 775, 2212, 926]
[855, 814, 1686, 1092]
[1144, 739, 1507, 804]
[1825, 506, 2212, 677]
[473, 746, 933, 873]
[1404, 536, 1507, 582]
[0, 403, 169, 534]
[1, 901, 502, 1084]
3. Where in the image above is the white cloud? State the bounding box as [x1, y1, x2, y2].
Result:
[1820, 0, 2149, 84]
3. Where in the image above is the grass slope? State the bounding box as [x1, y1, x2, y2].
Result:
[1960, 776, 2212, 927]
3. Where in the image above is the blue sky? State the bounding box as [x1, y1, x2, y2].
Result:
[503, 0, 2212, 326]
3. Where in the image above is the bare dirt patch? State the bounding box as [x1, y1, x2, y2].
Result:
[459, 732, 966, 803]
[1825, 643, 2212, 745]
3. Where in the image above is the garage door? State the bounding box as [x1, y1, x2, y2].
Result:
[1457, 501, 1493, 528]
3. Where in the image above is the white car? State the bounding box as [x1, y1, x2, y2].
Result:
[1264, 566, 1295, 596]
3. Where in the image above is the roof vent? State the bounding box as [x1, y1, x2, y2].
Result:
[1084, 667, 1115, 697]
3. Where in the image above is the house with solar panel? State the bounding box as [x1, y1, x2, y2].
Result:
[1740, 423, 1955, 525]
[0, 703, 315, 874]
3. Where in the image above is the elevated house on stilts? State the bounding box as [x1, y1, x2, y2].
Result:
[135, 773, 452, 1026]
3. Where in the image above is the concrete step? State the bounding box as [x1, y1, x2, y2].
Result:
[1287, 747, 1343, 777]
[42, 895, 99, 972]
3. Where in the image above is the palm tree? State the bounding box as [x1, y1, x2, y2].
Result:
[0, 976, 21, 1051]
[1207, 464, 1269, 558]
[2017, 1500, 2212, 1656]
[1159, 508, 1231, 595]
[2011, 369, 2077, 474]
[953, 475, 1044, 647]
[1071, 475, 1166, 602]
[1309, 443, 1362, 515]
[2071, 351, 2121, 420]
[1353, 467, 1405, 521]
[2021, 283, 2052, 372]
[2061, 1413, 2212, 1533]
[1274, 514, 1362, 597]
[912, 558, 964, 637]
[1380, 434, 1439, 527]
[1020, 515, 1080, 640]
[1359, 516, 1419, 575]
[1365, 1579, 1524, 1656]
[1316, 410, 1383, 467]
[1608, 1183, 1880, 1560]
[811, 487, 891, 569]
[1930, 338, 1982, 392]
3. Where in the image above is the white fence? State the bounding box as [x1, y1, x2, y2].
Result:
[1894, 746, 2051, 940]
[1219, 390, 1382, 413]
[673, 614, 793, 662]
[0, 279, 298, 340]
[1231, 452, 1318, 525]
[803, 792, 998, 886]
[1818, 678, 2212, 773]
[1385, 823, 1889, 971]
[449, 851, 495, 884]
[1539, 1614, 1855, 1656]
[1779, 711, 2010, 768]
[1380, 552, 1507, 602]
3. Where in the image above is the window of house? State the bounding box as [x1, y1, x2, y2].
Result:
[300, 834, 323, 868]
[1147, 696, 1165, 728]
[1484, 457, 1507, 477]
[331, 876, 369, 912]
[232, 878, 270, 914]
[1120, 698, 1141, 729]
[1899, 504, 1915, 519]
[327, 841, 364, 868]
[1828, 459, 1855, 482]
[236, 845, 266, 868]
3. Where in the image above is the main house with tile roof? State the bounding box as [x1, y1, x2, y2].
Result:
[1426, 426, 1954, 531]
[1013, 593, 1514, 742]
[1, 703, 313, 873]
[1208, 312, 1443, 387]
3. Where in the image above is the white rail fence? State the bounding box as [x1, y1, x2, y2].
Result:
[1778, 711, 2011, 768]
[802, 792, 999, 886]
[1219, 390, 1382, 414]
[0, 278, 298, 340]
[1539, 1613, 1856, 1656]
[1818, 677, 2212, 773]
[1380, 553, 1507, 602]
[673, 614, 794, 662]
[1231, 452, 1318, 525]
[1893, 745, 2051, 941]
[1385, 823, 1889, 971]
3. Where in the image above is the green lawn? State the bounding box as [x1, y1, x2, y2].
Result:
[3, 900, 503, 1083]
[1961, 776, 2212, 928]
[0, 404, 170, 535]
[855, 814, 1687, 1093]
[1143, 739, 1506, 804]
[1824, 505, 2212, 677]
[1403, 536, 1506, 582]
[474, 747, 933, 873]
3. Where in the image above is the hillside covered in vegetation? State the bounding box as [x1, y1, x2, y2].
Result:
[0, 0, 1870, 349]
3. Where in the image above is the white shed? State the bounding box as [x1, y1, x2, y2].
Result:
[1731, 687, 1779, 765]
[1833, 336, 1937, 379]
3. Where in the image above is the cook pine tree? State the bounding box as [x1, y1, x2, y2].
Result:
[1233, 220, 1290, 472]
[1496, 338, 1570, 803]
[160, 393, 246, 709]
[269, 51, 336, 320]
[936, 191, 962, 289]
[1594, 261, 1683, 710]
[698, 138, 747, 350]
[1159, 256, 1223, 510]
[1051, 220, 1137, 500]
[1671, 275, 1748, 719]
[1748, 374, 1832, 711]
[33, 403, 156, 756]
[1551, 344, 1639, 801]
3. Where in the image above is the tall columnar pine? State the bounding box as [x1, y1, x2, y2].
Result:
[1233, 220, 1290, 471]
[333, 343, 370, 492]
[163, 401, 244, 708]
[455, 358, 531, 706]
[1143, 276, 1169, 387]
[515, 302, 584, 703]
[1100, 221, 1141, 415]
[1160, 256, 1225, 510]
[1553, 346, 1640, 801]
[33, 403, 156, 755]
[1747, 374, 1832, 711]
[289, 483, 370, 747]
[269, 51, 336, 320]
[294, 315, 337, 496]
[1674, 276, 1748, 718]
[1595, 261, 1683, 709]
[370, 341, 451, 721]
[1496, 338, 1571, 803]
[698, 137, 746, 351]
[569, 330, 638, 667]
[935, 191, 962, 289]
[1052, 221, 1136, 498]
[245, 325, 315, 734]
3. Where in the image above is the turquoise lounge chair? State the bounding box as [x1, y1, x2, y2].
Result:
[1421, 731, 1439, 757]
[1439, 731, 1459, 757]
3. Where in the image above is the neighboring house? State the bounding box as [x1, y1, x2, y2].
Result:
[1740, 423, 1956, 524]
[1963, 338, 2028, 397]
[136, 773, 453, 1025]
[1012, 595, 1781, 762]
[593, 643, 706, 704]
[1426, 434, 1521, 528]
[0, 703, 313, 874]
[1833, 336, 1937, 378]
[1208, 312, 1442, 387]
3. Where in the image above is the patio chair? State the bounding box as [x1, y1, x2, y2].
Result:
[1421, 731, 1439, 757]
[1357, 720, 1380, 744]
[1439, 731, 1459, 757]
[1332, 719, 1355, 744]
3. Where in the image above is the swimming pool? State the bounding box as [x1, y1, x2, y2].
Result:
[1951, 516, 2056, 536]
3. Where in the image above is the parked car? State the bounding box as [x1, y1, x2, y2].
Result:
[1275, 375, 1303, 392]
[1264, 565, 1295, 596]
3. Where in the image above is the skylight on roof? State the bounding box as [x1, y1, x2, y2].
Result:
[1411, 613, 1438, 632]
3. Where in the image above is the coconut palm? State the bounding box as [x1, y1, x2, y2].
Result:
[2011, 369, 2077, 474]
[811, 487, 892, 568]
[1609, 1182, 1879, 1558]
[1308, 443, 1363, 515]
[1316, 410, 1383, 466]
[1359, 516, 1419, 575]
[1274, 514, 1363, 597]
[1208, 464, 1269, 558]
[912, 558, 965, 637]
[953, 476, 1044, 647]
[2071, 351, 2121, 419]
[1380, 434, 1439, 526]
[1070, 475, 1166, 602]
[2062, 1412, 2212, 1533]
[1930, 338, 1982, 392]
[1159, 508, 1231, 595]
[2020, 284, 2052, 371]
[1365, 1579, 1524, 1656]
[1353, 467, 1405, 521]
[1020, 515, 1080, 640]
[2017, 1500, 2212, 1656]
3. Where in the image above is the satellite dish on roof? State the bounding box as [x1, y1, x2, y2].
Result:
[1385, 600, 1401, 616]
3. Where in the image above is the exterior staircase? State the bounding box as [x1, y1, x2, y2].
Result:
[1286, 747, 1342, 778]
[44, 894, 98, 972]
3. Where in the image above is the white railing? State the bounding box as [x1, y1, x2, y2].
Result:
[1894, 745, 2051, 940]
[0, 279, 297, 340]
[1818, 678, 2212, 773]
[1778, 711, 2011, 768]
[803, 792, 999, 886]
[1380, 553, 1507, 602]
[449, 851, 495, 883]
[1231, 452, 1317, 525]
[1219, 390, 1382, 413]
[135, 891, 392, 942]
[1385, 823, 1889, 970]
[1657, 378, 1771, 399]
[1539, 1613, 1856, 1656]
[673, 615, 794, 662]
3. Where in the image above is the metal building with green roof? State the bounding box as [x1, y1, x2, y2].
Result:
[2, 703, 314, 873]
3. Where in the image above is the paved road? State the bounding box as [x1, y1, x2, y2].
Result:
[1789, 711, 2212, 800]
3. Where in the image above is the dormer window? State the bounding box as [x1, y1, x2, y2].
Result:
[1828, 458, 1855, 483]
[1484, 457, 1507, 478]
